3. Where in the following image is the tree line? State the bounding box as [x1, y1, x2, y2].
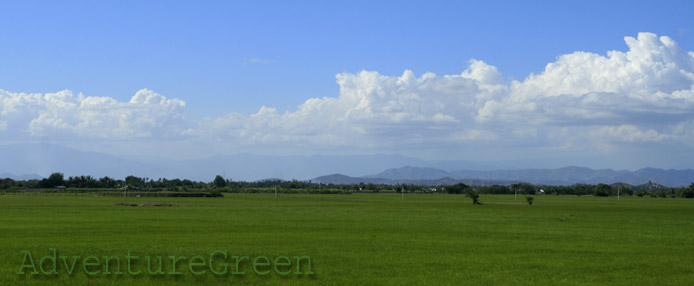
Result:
[475, 182, 694, 198]
[1, 173, 693, 198]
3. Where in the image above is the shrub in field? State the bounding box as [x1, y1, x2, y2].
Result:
[465, 189, 481, 205]
[526, 196, 534, 205]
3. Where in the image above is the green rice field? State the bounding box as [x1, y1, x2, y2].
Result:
[1, 193, 693, 285]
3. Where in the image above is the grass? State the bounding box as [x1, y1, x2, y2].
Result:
[0, 193, 693, 285]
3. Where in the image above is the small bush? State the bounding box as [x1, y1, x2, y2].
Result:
[209, 189, 223, 197]
[525, 196, 534, 205]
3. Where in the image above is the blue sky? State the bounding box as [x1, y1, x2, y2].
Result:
[1, 0, 694, 169]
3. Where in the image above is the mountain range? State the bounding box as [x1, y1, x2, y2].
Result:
[1, 144, 692, 187]
[313, 166, 694, 187]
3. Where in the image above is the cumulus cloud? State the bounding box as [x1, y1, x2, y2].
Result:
[482, 33, 693, 150]
[2, 32, 694, 157]
[201, 33, 694, 151]
[0, 88, 186, 139]
[196, 62, 503, 147]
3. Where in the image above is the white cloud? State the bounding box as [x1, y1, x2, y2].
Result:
[0, 88, 186, 139]
[195, 65, 501, 148]
[2, 32, 694, 159]
[203, 33, 694, 151]
[476, 32, 694, 149]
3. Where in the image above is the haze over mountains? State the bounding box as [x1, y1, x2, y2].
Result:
[1, 144, 693, 187]
[0, 143, 464, 181]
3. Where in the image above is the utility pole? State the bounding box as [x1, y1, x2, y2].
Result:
[401, 186, 404, 200]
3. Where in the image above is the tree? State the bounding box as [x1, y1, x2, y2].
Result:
[39, 172, 65, 188]
[0, 178, 15, 190]
[125, 175, 145, 189]
[676, 183, 694, 198]
[99, 176, 117, 188]
[617, 184, 633, 196]
[510, 183, 537, 195]
[465, 189, 481, 205]
[213, 175, 227, 188]
[447, 183, 469, 194]
[594, 183, 612, 197]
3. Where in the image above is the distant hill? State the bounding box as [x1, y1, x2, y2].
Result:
[632, 181, 669, 192]
[448, 167, 694, 186]
[312, 173, 519, 186]
[633, 168, 694, 187]
[312, 174, 393, 185]
[350, 166, 694, 187]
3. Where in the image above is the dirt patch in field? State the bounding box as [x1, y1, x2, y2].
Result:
[485, 202, 531, 205]
[115, 202, 181, 207]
